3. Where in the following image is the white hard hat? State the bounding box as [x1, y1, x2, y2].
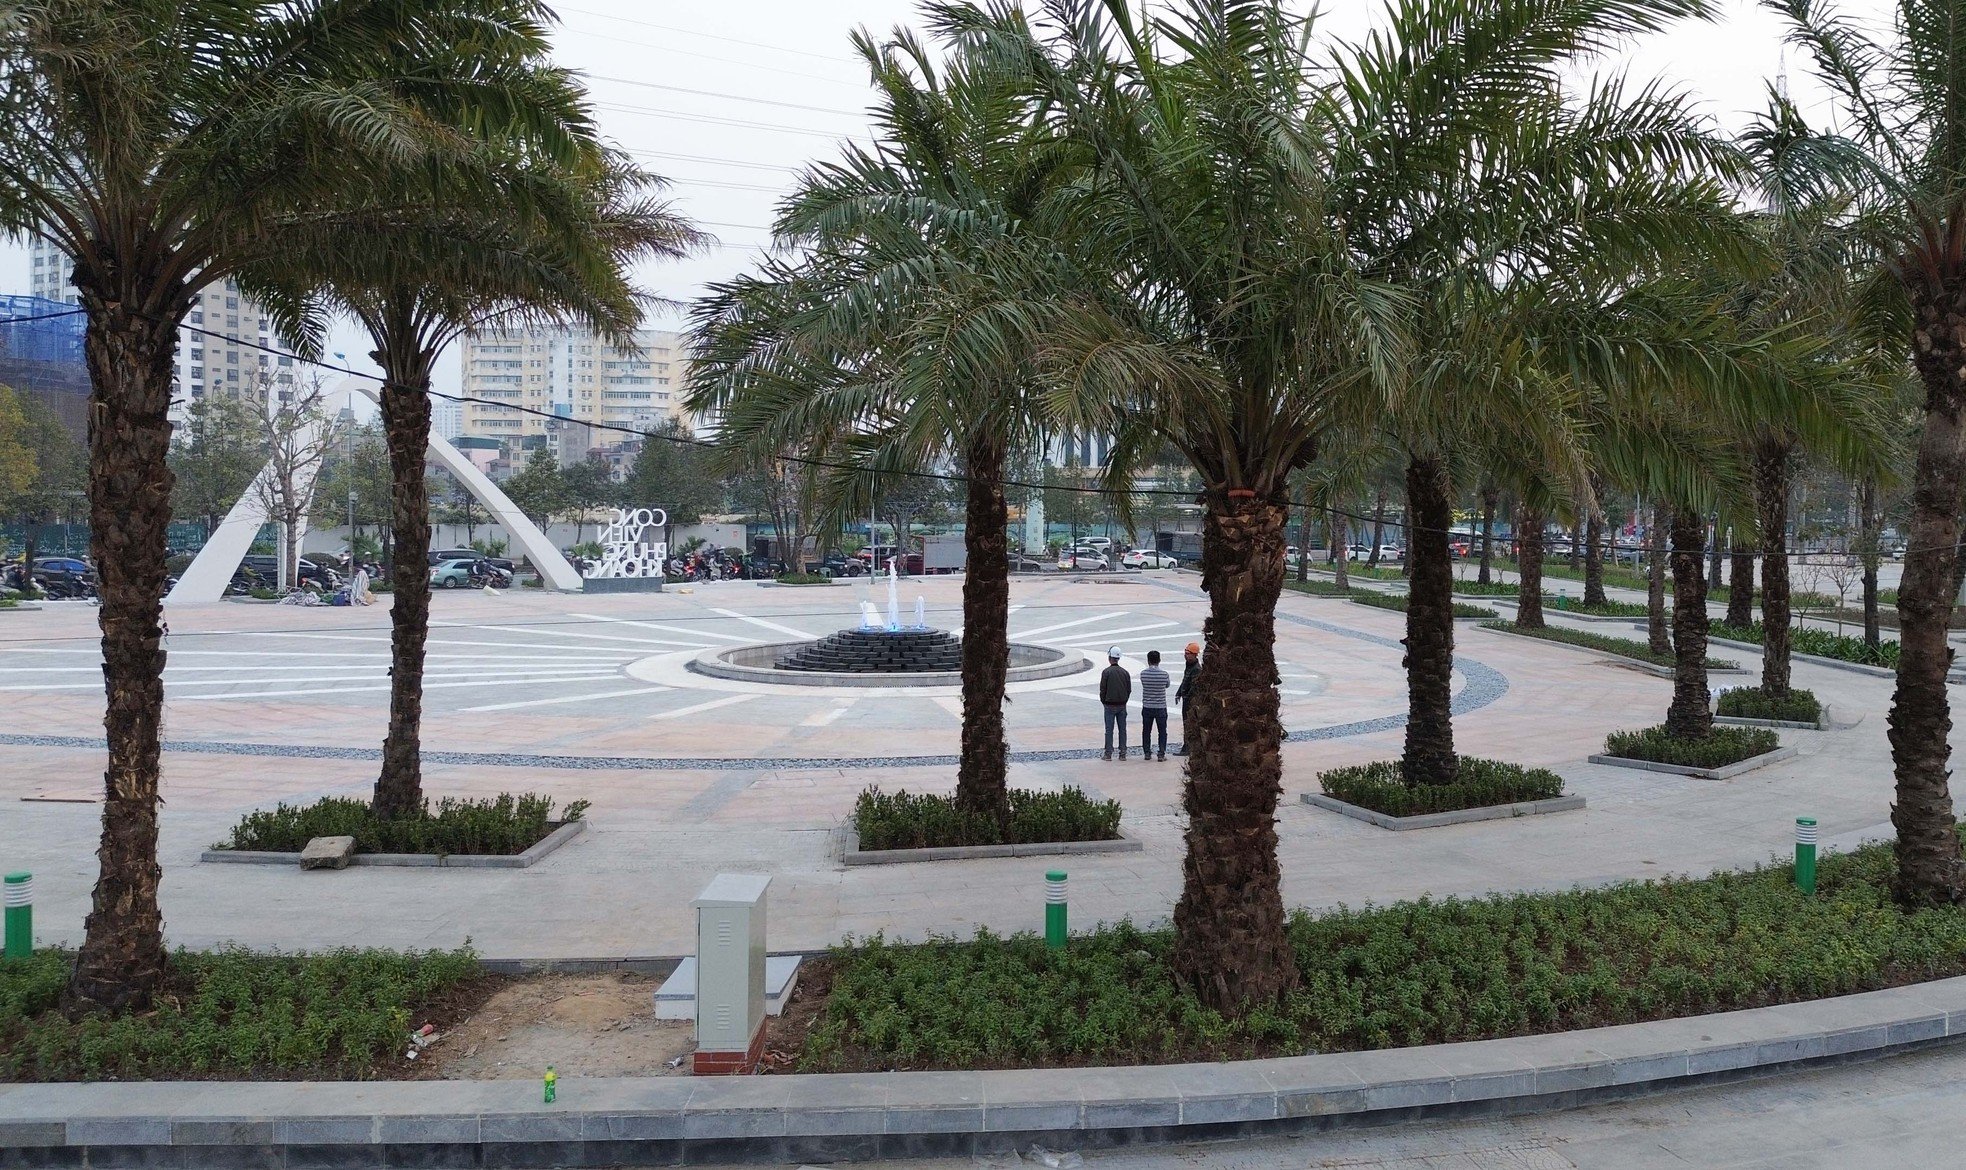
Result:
[1108, 646, 1122, 658]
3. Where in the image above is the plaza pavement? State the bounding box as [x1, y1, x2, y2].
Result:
[0, 571, 1913, 960]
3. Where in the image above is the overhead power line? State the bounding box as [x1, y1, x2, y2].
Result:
[585, 74, 865, 118]
[593, 101, 852, 139]
[553, 4, 858, 64]
[553, 24, 865, 88]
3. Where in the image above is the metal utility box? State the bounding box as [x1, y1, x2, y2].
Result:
[690, 873, 771, 1074]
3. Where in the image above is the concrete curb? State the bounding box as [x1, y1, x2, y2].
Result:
[1300, 792, 1586, 830]
[1587, 744, 1799, 781]
[9, 976, 1966, 1166]
[1699, 634, 1929, 682]
[690, 641, 1091, 689]
[1471, 623, 1747, 676]
[0, 603, 44, 612]
[197, 819, 587, 869]
[1487, 598, 1649, 624]
[842, 828, 1144, 866]
[1713, 708, 1830, 731]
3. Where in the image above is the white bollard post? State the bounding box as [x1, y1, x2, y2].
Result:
[690, 873, 771, 1075]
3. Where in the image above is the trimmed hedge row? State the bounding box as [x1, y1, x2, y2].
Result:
[1602, 724, 1779, 768]
[1318, 757, 1564, 816]
[218, 793, 585, 856]
[852, 786, 1123, 850]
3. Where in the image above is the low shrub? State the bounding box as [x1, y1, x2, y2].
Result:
[1711, 622, 1899, 669]
[247, 586, 280, 600]
[218, 793, 586, 856]
[369, 581, 395, 594]
[1338, 562, 1407, 581]
[1603, 724, 1779, 768]
[0, 597, 16, 609]
[1448, 579, 1520, 597]
[1542, 595, 1649, 617]
[1479, 621, 1736, 669]
[776, 572, 832, 585]
[1717, 686, 1823, 724]
[0, 945, 481, 1081]
[852, 786, 1122, 850]
[1318, 757, 1564, 816]
[1346, 591, 1497, 619]
[799, 831, 1966, 1071]
[1283, 579, 1355, 598]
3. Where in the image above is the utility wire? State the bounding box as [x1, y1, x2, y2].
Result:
[0, 307, 85, 325]
[552, 5, 859, 64]
[553, 24, 864, 88]
[586, 75, 865, 118]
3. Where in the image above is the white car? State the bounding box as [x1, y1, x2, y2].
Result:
[1058, 547, 1110, 570]
[1084, 537, 1114, 551]
[1122, 549, 1179, 569]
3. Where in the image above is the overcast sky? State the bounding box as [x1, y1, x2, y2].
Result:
[0, 0, 1886, 411]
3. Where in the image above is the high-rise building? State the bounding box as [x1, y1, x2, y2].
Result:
[457, 325, 690, 461]
[28, 236, 300, 423]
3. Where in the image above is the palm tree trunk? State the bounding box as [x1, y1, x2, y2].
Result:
[955, 436, 1010, 827]
[1647, 504, 1670, 656]
[1172, 487, 1297, 1008]
[1889, 300, 1966, 905]
[67, 306, 177, 1012]
[1860, 476, 1881, 650]
[1583, 498, 1606, 607]
[1476, 486, 1496, 585]
[372, 341, 434, 820]
[1514, 505, 1545, 628]
[1753, 438, 1793, 695]
[1401, 456, 1457, 787]
[1726, 539, 1755, 629]
[1365, 490, 1386, 568]
[1295, 488, 1311, 584]
[1331, 510, 1350, 589]
[1665, 507, 1713, 740]
[1568, 518, 1583, 572]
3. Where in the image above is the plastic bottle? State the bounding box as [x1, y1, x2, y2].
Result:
[544, 1065, 557, 1104]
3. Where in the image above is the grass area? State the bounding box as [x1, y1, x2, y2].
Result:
[0, 946, 482, 1081]
[217, 794, 586, 856]
[1317, 757, 1564, 816]
[852, 786, 1123, 850]
[1717, 686, 1823, 724]
[1542, 595, 1649, 617]
[1478, 621, 1736, 669]
[1317, 562, 1407, 581]
[0, 597, 16, 609]
[1284, 578, 1361, 598]
[1602, 724, 1780, 768]
[1347, 592, 1497, 619]
[799, 832, 1966, 1071]
[1710, 622, 1900, 669]
[1449, 579, 1520, 597]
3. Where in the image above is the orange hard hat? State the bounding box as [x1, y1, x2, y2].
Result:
[1184, 642, 1201, 655]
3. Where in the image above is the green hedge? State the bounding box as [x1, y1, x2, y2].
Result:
[1603, 724, 1779, 768]
[1542, 595, 1649, 617]
[1711, 622, 1899, 669]
[776, 572, 832, 585]
[0, 946, 480, 1081]
[1717, 686, 1823, 724]
[217, 793, 586, 856]
[1347, 592, 1497, 619]
[1318, 757, 1564, 816]
[1449, 579, 1520, 597]
[1283, 579, 1356, 598]
[1479, 621, 1736, 669]
[853, 786, 1122, 850]
[799, 832, 1966, 1071]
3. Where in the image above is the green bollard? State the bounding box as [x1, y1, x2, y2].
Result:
[4, 873, 30, 960]
[1045, 871, 1067, 950]
[1795, 818, 1817, 896]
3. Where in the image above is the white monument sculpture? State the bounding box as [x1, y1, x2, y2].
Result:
[588, 508, 669, 578]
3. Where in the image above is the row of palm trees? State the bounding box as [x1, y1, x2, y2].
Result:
[0, 0, 694, 1009]
[692, 0, 1955, 1010]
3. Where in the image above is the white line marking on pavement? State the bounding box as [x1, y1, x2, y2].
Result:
[712, 608, 817, 640]
[801, 699, 855, 727]
[1013, 611, 1130, 638]
[651, 694, 759, 720]
[1048, 620, 1179, 643]
[451, 623, 702, 648]
[1056, 689, 1109, 702]
[1072, 629, 1199, 648]
[932, 696, 964, 718]
[462, 685, 674, 712]
[165, 675, 620, 701]
[569, 613, 751, 643]
[264, 631, 642, 655]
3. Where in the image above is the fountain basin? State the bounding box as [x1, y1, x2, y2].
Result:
[690, 638, 1089, 688]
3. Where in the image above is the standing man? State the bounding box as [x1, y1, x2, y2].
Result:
[1099, 646, 1132, 760]
[1139, 649, 1170, 761]
[1173, 642, 1201, 756]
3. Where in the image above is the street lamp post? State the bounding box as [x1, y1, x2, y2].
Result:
[348, 490, 357, 567]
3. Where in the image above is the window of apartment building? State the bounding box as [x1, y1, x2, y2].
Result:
[226, 316, 238, 328]
[258, 355, 268, 367]
[278, 356, 292, 367]
[225, 297, 237, 309]
[226, 352, 238, 364]
[190, 311, 203, 324]
[227, 368, 239, 382]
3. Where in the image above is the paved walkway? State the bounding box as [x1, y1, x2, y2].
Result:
[0, 573, 1919, 959]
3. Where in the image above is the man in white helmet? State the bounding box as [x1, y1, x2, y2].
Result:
[1098, 646, 1132, 760]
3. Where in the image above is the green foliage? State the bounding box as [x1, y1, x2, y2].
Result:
[0, 946, 479, 1081]
[1318, 758, 1564, 816]
[776, 572, 831, 585]
[1480, 621, 1736, 669]
[1711, 622, 1899, 668]
[218, 794, 586, 856]
[0, 597, 17, 609]
[246, 586, 280, 600]
[802, 834, 1966, 1070]
[1717, 686, 1824, 724]
[1449, 580, 1520, 597]
[1336, 563, 1407, 582]
[1542, 595, 1649, 617]
[1603, 725, 1780, 767]
[852, 786, 1122, 850]
[1283, 579, 1356, 598]
[470, 538, 509, 557]
[1346, 591, 1496, 619]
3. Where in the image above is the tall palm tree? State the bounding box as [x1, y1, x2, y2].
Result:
[0, 0, 571, 1011]
[690, 20, 1074, 827]
[258, 147, 697, 818]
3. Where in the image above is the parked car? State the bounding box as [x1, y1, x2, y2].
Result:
[818, 553, 868, 578]
[1122, 549, 1179, 569]
[1009, 553, 1051, 573]
[31, 556, 91, 577]
[1084, 536, 1114, 552]
[430, 558, 481, 588]
[1058, 547, 1110, 570]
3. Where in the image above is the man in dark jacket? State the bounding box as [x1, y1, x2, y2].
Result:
[1173, 642, 1201, 756]
[1099, 646, 1132, 760]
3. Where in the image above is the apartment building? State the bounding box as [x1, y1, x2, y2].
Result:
[29, 236, 300, 421]
[457, 325, 690, 462]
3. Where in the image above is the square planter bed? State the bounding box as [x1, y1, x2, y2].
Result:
[1300, 791, 1585, 830]
[1713, 706, 1830, 731]
[200, 818, 586, 869]
[1587, 745, 1797, 781]
[842, 827, 1142, 865]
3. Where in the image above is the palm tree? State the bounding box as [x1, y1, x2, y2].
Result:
[0, 0, 571, 1011]
[690, 21, 1074, 827]
[258, 147, 697, 818]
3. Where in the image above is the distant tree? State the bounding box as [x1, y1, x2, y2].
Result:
[879, 471, 958, 559]
[312, 425, 394, 563]
[560, 457, 618, 544]
[0, 385, 34, 509]
[169, 392, 265, 536]
[251, 378, 344, 588]
[502, 448, 569, 531]
[0, 389, 85, 574]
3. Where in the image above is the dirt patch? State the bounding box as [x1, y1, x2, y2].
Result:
[413, 973, 693, 1079]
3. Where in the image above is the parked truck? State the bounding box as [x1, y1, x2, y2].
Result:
[922, 534, 967, 574]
